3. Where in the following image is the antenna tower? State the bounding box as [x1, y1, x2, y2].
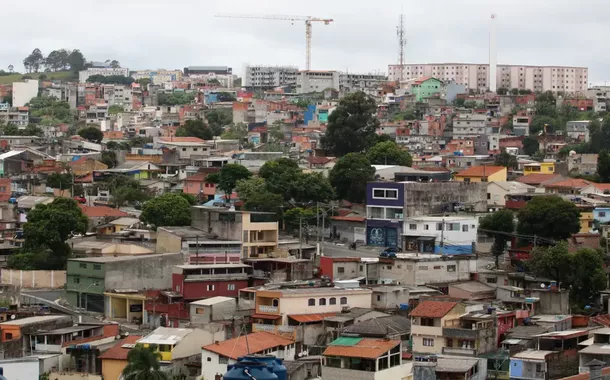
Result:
[397, 14, 406, 84]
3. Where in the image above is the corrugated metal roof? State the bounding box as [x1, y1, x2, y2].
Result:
[288, 313, 337, 323]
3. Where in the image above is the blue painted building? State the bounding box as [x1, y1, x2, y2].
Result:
[304, 104, 316, 125]
[365, 182, 404, 247]
[402, 216, 478, 255]
[594, 207, 610, 224]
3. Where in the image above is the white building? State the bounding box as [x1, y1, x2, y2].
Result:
[102, 84, 133, 111]
[403, 216, 478, 255]
[154, 137, 213, 160]
[586, 86, 610, 113]
[12, 79, 39, 107]
[79, 67, 130, 83]
[131, 69, 183, 85]
[297, 70, 340, 94]
[453, 113, 491, 139]
[487, 181, 536, 207]
[389, 63, 588, 94]
[244, 65, 298, 88]
[566, 120, 591, 142]
[339, 73, 388, 94]
[201, 331, 296, 380]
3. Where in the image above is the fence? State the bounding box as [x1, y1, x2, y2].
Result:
[1, 269, 66, 288]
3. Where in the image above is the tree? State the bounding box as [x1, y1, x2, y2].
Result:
[140, 193, 192, 229]
[268, 121, 285, 142]
[23, 48, 44, 73]
[236, 177, 283, 213]
[78, 127, 104, 143]
[496, 87, 508, 95]
[208, 78, 220, 85]
[206, 109, 232, 136]
[598, 149, 610, 183]
[510, 88, 519, 95]
[290, 172, 335, 203]
[329, 153, 375, 203]
[530, 115, 558, 134]
[517, 195, 581, 242]
[259, 158, 299, 181]
[283, 207, 316, 234]
[44, 49, 70, 72]
[494, 149, 518, 170]
[529, 242, 572, 284]
[366, 141, 412, 166]
[109, 60, 121, 68]
[28, 96, 73, 124]
[136, 78, 151, 88]
[221, 123, 247, 141]
[46, 173, 72, 190]
[67, 50, 86, 72]
[321, 91, 379, 156]
[7, 64, 13, 73]
[101, 151, 118, 168]
[108, 105, 124, 115]
[157, 92, 195, 106]
[479, 210, 514, 267]
[522, 136, 540, 156]
[175, 119, 213, 140]
[20, 198, 88, 269]
[122, 344, 169, 380]
[177, 193, 197, 206]
[205, 164, 252, 201]
[463, 100, 477, 109]
[113, 186, 149, 207]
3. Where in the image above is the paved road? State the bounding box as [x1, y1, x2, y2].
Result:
[321, 242, 382, 258]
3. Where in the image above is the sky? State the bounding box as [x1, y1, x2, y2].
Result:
[2, 0, 610, 84]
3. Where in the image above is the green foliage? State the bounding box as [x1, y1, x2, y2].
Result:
[268, 121, 285, 142]
[28, 96, 73, 124]
[122, 344, 169, 380]
[522, 136, 539, 156]
[283, 207, 316, 233]
[46, 173, 72, 190]
[517, 195, 581, 242]
[157, 92, 195, 106]
[177, 193, 197, 206]
[463, 100, 477, 109]
[236, 177, 283, 213]
[108, 105, 124, 115]
[206, 164, 252, 201]
[23, 48, 44, 73]
[78, 126, 103, 143]
[113, 186, 149, 207]
[530, 115, 557, 134]
[106, 141, 119, 150]
[494, 149, 518, 170]
[259, 158, 299, 181]
[101, 151, 118, 168]
[175, 119, 213, 140]
[44, 49, 71, 72]
[67, 50, 86, 72]
[86, 75, 134, 85]
[321, 92, 379, 156]
[496, 88, 508, 95]
[598, 149, 610, 183]
[290, 172, 335, 203]
[206, 109, 232, 136]
[366, 141, 412, 166]
[479, 210, 514, 267]
[393, 110, 416, 121]
[136, 78, 151, 88]
[140, 193, 192, 229]
[454, 98, 465, 107]
[220, 123, 247, 141]
[329, 153, 375, 203]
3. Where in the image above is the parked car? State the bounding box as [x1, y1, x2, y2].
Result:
[379, 246, 401, 258]
[73, 196, 87, 204]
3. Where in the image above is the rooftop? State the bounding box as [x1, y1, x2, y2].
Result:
[323, 337, 401, 359]
[137, 327, 192, 345]
[410, 300, 459, 318]
[449, 281, 494, 295]
[512, 349, 556, 361]
[69, 253, 180, 263]
[202, 331, 294, 360]
[98, 335, 142, 360]
[455, 165, 506, 178]
[0, 315, 68, 326]
[342, 315, 411, 336]
[79, 205, 130, 218]
[516, 173, 564, 185]
[189, 296, 235, 306]
[435, 357, 479, 373]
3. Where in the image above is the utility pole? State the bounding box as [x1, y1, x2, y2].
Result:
[440, 218, 445, 255]
[299, 217, 303, 259]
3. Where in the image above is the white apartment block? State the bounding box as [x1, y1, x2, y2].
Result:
[79, 67, 130, 83]
[389, 63, 588, 94]
[244, 65, 298, 88]
[297, 70, 340, 94]
[12, 79, 39, 107]
[453, 113, 490, 139]
[102, 84, 133, 111]
[131, 69, 183, 85]
[0, 103, 29, 127]
[339, 73, 388, 94]
[586, 86, 610, 113]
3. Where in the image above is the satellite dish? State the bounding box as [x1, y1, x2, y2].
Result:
[10, 315, 15, 320]
[540, 283, 546, 289]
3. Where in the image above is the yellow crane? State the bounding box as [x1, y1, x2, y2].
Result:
[215, 14, 333, 71]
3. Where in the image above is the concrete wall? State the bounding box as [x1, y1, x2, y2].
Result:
[403, 182, 488, 217]
[1, 270, 66, 288]
[190, 299, 237, 324]
[104, 253, 183, 290]
[191, 208, 243, 241]
[533, 290, 570, 315]
[172, 329, 224, 360]
[49, 373, 102, 380]
[156, 228, 183, 254]
[0, 357, 41, 379]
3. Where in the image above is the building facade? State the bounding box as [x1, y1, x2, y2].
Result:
[402, 216, 478, 254]
[79, 68, 130, 83]
[12, 79, 39, 107]
[244, 66, 298, 88]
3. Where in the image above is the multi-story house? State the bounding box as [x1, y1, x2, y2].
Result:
[513, 114, 531, 136]
[403, 215, 478, 255]
[454, 165, 508, 182]
[366, 182, 404, 248]
[442, 310, 498, 357]
[12, 79, 38, 107]
[79, 67, 129, 83]
[405, 77, 443, 101]
[191, 207, 279, 259]
[85, 103, 109, 125]
[452, 112, 491, 140]
[339, 72, 388, 95]
[244, 66, 298, 89]
[0, 104, 29, 127]
[523, 162, 555, 176]
[578, 328, 610, 373]
[566, 120, 591, 142]
[156, 226, 242, 264]
[297, 70, 340, 94]
[170, 263, 252, 301]
[154, 137, 212, 162]
[322, 338, 408, 380]
[410, 299, 466, 354]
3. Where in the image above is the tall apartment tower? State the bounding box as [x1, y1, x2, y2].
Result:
[489, 14, 497, 93]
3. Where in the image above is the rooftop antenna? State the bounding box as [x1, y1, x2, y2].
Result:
[397, 12, 406, 85]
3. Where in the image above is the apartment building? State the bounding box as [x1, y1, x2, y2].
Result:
[339, 73, 387, 94]
[42, 83, 78, 109]
[102, 84, 133, 111]
[183, 66, 232, 76]
[586, 86, 610, 113]
[452, 112, 491, 139]
[244, 65, 298, 88]
[0, 104, 29, 127]
[131, 69, 183, 84]
[389, 63, 588, 94]
[79, 67, 130, 83]
[85, 104, 109, 125]
[12, 79, 38, 107]
[297, 70, 340, 94]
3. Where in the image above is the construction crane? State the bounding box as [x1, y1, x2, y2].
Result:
[215, 14, 333, 71]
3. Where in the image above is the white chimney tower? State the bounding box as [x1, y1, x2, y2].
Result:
[489, 14, 498, 93]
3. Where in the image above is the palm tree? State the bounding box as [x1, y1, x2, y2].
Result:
[122, 344, 169, 380]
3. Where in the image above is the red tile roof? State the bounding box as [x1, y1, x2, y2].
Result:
[323, 338, 401, 359]
[516, 173, 563, 186]
[330, 216, 366, 222]
[455, 166, 506, 178]
[288, 313, 337, 323]
[98, 335, 142, 360]
[589, 183, 610, 192]
[79, 205, 130, 218]
[158, 137, 204, 143]
[202, 332, 294, 359]
[544, 178, 591, 189]
[410, 300, 459, 318]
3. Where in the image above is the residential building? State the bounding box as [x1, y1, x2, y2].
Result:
[154, 137, 213, 161]
[244, 65, 298, 88]
[543, 178, 591, 195]
[341, 314, 411, 340]
[578, 328, 610, 373]
[99, 335, 142, 380]
[513, 114, 532, 136]
[131, 69, 183, 84]
[79, 67, 129, 83]
[182, 171, 217, 201]
[442, 309, 497, 356]
[487, 181, 535, 207]
[156, 226, 242, 264]
[322, 337, 408, 380]
[339, 72, 388, 94]
[366, 182, 404, 248]
[454, 165, 508, 182]
[201, 332, 296, 380]
[566, 121, 592, 142]
[407, 77, 443, 101]
[388, 63, 589, 94]
[12, 79, 38, 107]
[85, 104, 109, 125]
[0, 315, 73, 358]
[191, 207, 279, 259]
[137, 327, 213, 365]
[586, 86, 610, 113]
[413, 356, 487, 380]
[0, 104, 29, 127]
[65, 253, 183, 313]
[171, 263, 251, 301]
[524, 162, 556, 176]
[31, 323, 114, 353]
[567, 154, 598, 176]
[452, 113, 491, 140]
[403, 216, 478, 254]
[296, 70, 340, 94]
[448, 281, 495, 300]
[184, 66, 232, 76]
[510, 350, 572, 380]
[410, 299, 466, 354]
[189, 296, 237, 325]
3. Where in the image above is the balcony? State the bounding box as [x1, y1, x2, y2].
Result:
[442, 327, 478, 340]
[258, 305, 279, 314]
[442, 347, 477, 356]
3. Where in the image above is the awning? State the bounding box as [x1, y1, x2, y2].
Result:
[288, 312, 337, 323]
[251, 314, 282, 320]
[417, 236, 435, 241]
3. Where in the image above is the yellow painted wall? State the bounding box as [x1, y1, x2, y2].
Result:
[524, 162, 555, 176]
[102, 359, 128, 380]
[580, 211, 594, 233]
[455, 168, 507, 183]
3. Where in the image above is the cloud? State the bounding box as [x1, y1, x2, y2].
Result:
[1, 0, 607, 83]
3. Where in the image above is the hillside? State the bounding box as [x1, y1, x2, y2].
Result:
[0, 71, 76, 85]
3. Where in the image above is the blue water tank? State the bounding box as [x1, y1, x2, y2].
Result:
[238, 355, 287, 380]
[224, 361, 279, 380]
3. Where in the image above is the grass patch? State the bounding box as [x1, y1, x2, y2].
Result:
[0, 71, 76, 85]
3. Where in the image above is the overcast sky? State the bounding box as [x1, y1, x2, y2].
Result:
[2, 0, 609, 84]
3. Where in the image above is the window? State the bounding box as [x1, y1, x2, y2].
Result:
[93, 264, 102, 270]
[329, 297, 336, 305]
[423, 338, 434, 347]
[73, 277, 80, 284]
[182, 148, 186, 151]
[337, 267, 345, 274]
[372, 188, 398, 200]
[600, 212, 607, 217]
[377, 295, 381, 301]
[5, 333, 12, 340]
[419, 266, 428, 270]
[227, 284, 235, 291]
[219, 356, 229, 364]
[207, 357, 211, 362]
[79, 263, 87, 269]
[462, 225, 469, 232]
[409, 224, 417, 230]
[424, 224, 429, 230]
[359, 265, 363, 271]
[486, 277, 497, 284]
[340, 297, 348, 305]
[207, 284, 215, 291]
[433, 266, 442, 270]
[447, 265, 456, 272]
[436, 223, 443, 231]
[196, 307, 205, 314]
[308, 298, 315, 306]
[319, 298, 326, 306]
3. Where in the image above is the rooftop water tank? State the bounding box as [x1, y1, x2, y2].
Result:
[224, 361, 279, 380]
[239, 355, 287, 380]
